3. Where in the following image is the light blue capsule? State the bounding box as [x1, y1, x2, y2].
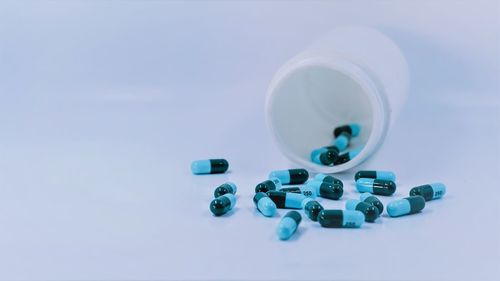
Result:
[268, 170, 290, 184]
[191, 160, 211, 174]
[257, 197, 276, 217]
[350, 124, 361, 137]
[430, 183, 446, 198]
[224, 193, 237, 208]
[377, 171, 396, 181]
[387, 199, 411, 217]
[277, 211, 301, 240]
[342, 210, 365, 227]
[300, 185, 317, 198]
[332, 134, 349, 151]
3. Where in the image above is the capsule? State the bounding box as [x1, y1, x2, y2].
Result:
[355, 170, 396, 182]
[346, 199, 380, 222]
[333, 124, 361, 138]
[302, 198, 324, 221]
[360, 192, 384, 214]
[277, 211, 302, 240]
[331, 131, 351, 151]
[269, 169, 309, 185]
[279, 187, 302, 194]
[409, 183, 446, 201]
[209, 193, 236, 216]
[356, 178, 396, 196]
[267, 191, 306, 209]
[306, 180, 343, 200]
[255, 178, 282, 193]
[314, 173, 343, 186]
[334, 148, 361, 165]
[253, 192, 277, 217]
[311, 149, 339, 165]
[317, 210, 364, 228]
[213, 182, 237, 197]
[387, 196, 426, 217]
[191, 159, 229, 174]
[310, 146, 340, 161]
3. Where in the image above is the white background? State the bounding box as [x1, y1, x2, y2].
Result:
[0, 1, 499, 280]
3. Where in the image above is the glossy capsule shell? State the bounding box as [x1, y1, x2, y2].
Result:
[255, 178, 282, 193]
[312, 149, 339, 165]
[253, 192, 277, 217]
[346, 199, 380, 222]
[306, 180, 343, 200]
[279, 187, 302, 194]
[191, 159, 229, 174]
[409, 183, 446, 201]
[356, 178, 396, 196]
[331, 131, 351, 151]
[303, 199, 324, 221]
[334, 148, 361, 165]
[317, 210, 365, 228]
[213, 182, 237, 197]
[267, 191, 306, 209]
[333, 124, 361, 138]
[355, 170, 396, 181]
[314, 174, 343, 187]
[360, 192, 384, 214]
[277, 211, 302, 240]
[210, 193, 236, 216]
[387, 196, 426, 217]
[269, 169, 309, 185]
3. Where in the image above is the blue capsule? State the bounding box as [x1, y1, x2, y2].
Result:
[191, 159, 229, 174]
[356, 178, 396, 196]
[311, 146, 339, 165]
[302, 198, 324, 221]
[346, 199, 380, 222]
[300, 184, 317, 198]
[210, 193, 236, 216]
[253, 192, 276, 217]
[269, 169, 309, 185]
[213, 182, 237, 197]
[360, 192, 384, 214]
[267, 191, 307, 209]
[317, 210, 365, 228]
[387, 196, 426, 217]
[355, 170, 396, 181]
[333, 124, 361, 138]
[334, 148, 362, 165]
[331, 132, 351, 151]
[409, 183, 446, 201]
[306, 180, 343, 200]
[277, 211, 302, 240]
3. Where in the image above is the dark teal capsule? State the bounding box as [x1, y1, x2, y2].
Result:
[354, 170, 396, 181]
[317, 210, 364, 228]
[409, 183, 446, 201]
[191, 159, 229, 174]
[333, 124, 361, 138]
[209, 193, 236, 216]
[346, 199, 380, 222]
[356, 178, 396, 196]
[277, 211, 302, 240]
[360, 193, 384, 214]
[279, 187, 302, 194]
[387, 196, 425, 217]
[267, 191, 306, 209]
[314, 173, 343, 187]
[334, 148, 361, 165]
[306, 180, 343, 200]
[269, 169, 309, 185]
[213, 182, 237, 197]
[253, 192, 277, 217]
[303, 199, 324, 221]
[255, 178, 282, 193]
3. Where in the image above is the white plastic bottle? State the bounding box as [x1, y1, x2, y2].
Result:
[265, 26, 409, 173]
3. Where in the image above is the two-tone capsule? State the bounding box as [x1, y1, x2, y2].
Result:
[314, 173, 343, 186]
[331, 131, 351, 151]
[279, 187, 301, 194]
[356, 178, 396, 196]
[334, 148, 362, 165]
[333, 124, 361, 138]
[409, 183, 446, 201]
[210, 193, 236, 216]
[253, 192, 277, 217]
[269, 169, 309, 185]
[302, 198, 324, 221]
[213, 182, 237, 197]
[311, 147, 339, 165]
[277, 211, 302, 240]
[267, 191, 306, 209]
[191, 159, 229, 174]
[360, 193, 384, 214]
[387, 196, 426, 217]
[355, 170, 396, 182]
[306, 180, 343, 200]
[255, 178, 282, 193]
[317, 210, 365, 228]
[346, 199, 380, 222]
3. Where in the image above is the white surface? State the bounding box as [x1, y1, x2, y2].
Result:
[0, 1, 499, 280]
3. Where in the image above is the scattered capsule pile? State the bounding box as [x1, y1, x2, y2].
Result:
[311, 124, 362, 166]
[191, 159, 447, 241]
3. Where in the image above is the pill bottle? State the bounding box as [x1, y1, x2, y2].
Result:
[265, 26, 409, 173]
